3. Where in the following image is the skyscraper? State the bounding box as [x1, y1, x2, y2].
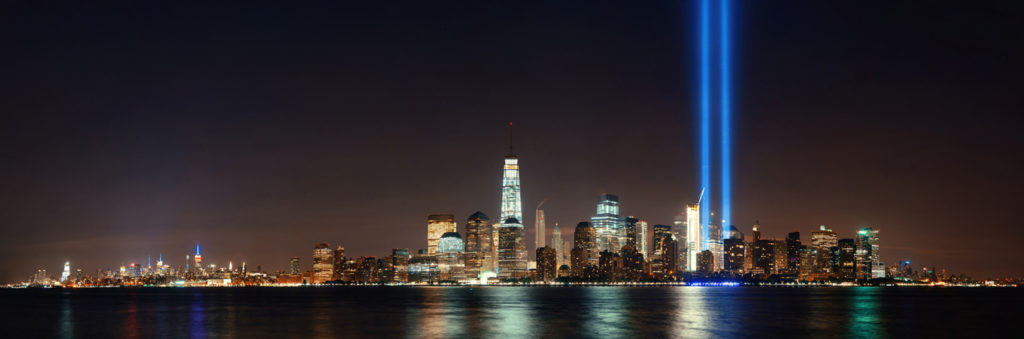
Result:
[290, 256, 300, 275]
[652, 224, 673, 259]
[550, 222, 564, 267]
[312, 243, 334, 284]
[498, 217, 527, 278]
[724, 237, 745, 272]
[685, 204, 701, 271]
[60, 261, 70, 282]
[426, 214, 456, 255]
[625, 217, 638, 249]
[811, 225, 838, 249]
[500, 124, 522, 224]
[838, 238, 857, 279]
[497, 124, 526, 278]
[786, 232, 802, 275]
[707, 221, 723, 271]
[392, 248, 411, 282]
[637, 219, 649, 258]
[697, 250, 714, 275]
[571, 221, 597, 277]
[464, 211, 492, 279]
[591, 194, 625, 253]
[753, 238, 774, 275]
[535, 201, 546, 250]
[856, 227, 883, 279]
[333, 245, 345, 280]
[194, 244, 202, 269]
[536, 246, 557, 282]
[438, 232, 465, 281]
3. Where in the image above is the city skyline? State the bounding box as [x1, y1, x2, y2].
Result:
[7, 135, 993, 284]
[3, 1, 1022, 283]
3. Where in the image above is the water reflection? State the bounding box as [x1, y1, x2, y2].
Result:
[122, 291, 139, 338]
[847, 287, 883, 338]
[190, 291, 205, 338]
[672, 287, 713, 337]
[583, 287, 628, 337]
[490, 287, 535, 337]
[414, 287, 447, 337]
[59, 292, 73, 339]
[311, 290, 334, 338]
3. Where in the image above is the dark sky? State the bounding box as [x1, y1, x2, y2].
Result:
[2, 1, 1021, 282]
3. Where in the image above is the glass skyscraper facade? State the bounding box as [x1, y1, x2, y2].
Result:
[498, 145, 526, 278]
[591, 194, 625, 253]
[856, 227, 883, 279]
[500, 156, 522, 223]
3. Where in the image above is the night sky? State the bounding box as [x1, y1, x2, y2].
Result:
[2, 1, 1021, 282]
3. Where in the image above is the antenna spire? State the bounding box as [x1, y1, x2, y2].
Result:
[507, 122, 514, 156]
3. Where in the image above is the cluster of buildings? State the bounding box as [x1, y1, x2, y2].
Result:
[272, 140, 966, 286]
[12, 134, 998, 288]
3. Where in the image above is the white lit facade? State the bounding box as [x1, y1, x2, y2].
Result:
[685, 203, 701, 272]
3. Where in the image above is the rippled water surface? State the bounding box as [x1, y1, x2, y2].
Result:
[2, 287, 1019, 338]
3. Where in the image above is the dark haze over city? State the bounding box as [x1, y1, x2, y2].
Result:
[2, 1, 1021, 282]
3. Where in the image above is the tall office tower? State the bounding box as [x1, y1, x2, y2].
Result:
[591, 194, 625, 253]
[426, 214, 456, 255]
[464, 211, 492, 278]
[290, 257, 300, 275]
[563, 239, 573, 269]
[724, 237, 745, 272]
[786, 232, 802, 275]
[743, 241, 755, 270]
[333, 245, 346, 280]
[438, 232, 465, 281]
[598, 250, 623, 281]
[811, 225, 838, 249]
[856, 227, 883, 279]
[753, 239, 775, 274]
[773, 240, 788, 274]
[536, 247, 557, 282]
[662, 238, 679, 276]
[392, 248, 411, 282]
[751, 222, 761, 241]
[707, 222, 723, 271]
[651, 224, 675, 259]
[636, 219, 649, 258]
[535, 202, 546, 250]
[550, 222, 564, 267]
[60, 261, 70, 282]
[652, 224, 673, 259]
[500, 126, 523, 225]
[498, 218, 527, 278]
[156, 254, 164, 274]
[624, 217, 639, 250]
[685, 204, 701, 271]
[571, 221, 598, 276]
[194, 244, 202, 269]
[697, 250, 714, 274]
[837, 238, 857, 279]
[491, 222, 501, 269]
[498, 129, 525, 278]
[312, 243, 334, 284]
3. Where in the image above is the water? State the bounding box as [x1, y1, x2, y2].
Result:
[1, 287, 1019, 338]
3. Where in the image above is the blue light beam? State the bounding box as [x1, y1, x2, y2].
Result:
[720, 0, 731, 231]
[699, 0, 711, 246]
